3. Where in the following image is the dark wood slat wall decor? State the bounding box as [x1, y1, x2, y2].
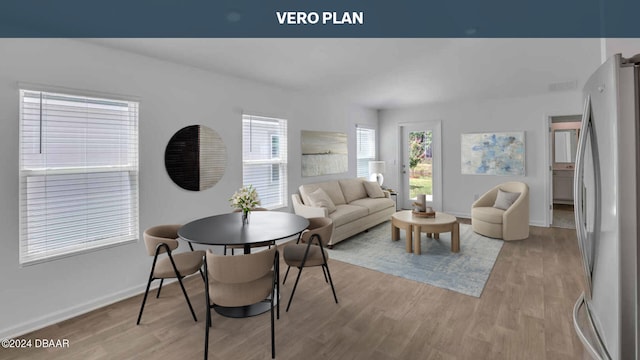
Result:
[164, 125, 226, 191]
[165, 125, 200, 191]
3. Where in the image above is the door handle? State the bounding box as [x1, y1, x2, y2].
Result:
[574, 95, 593, 297]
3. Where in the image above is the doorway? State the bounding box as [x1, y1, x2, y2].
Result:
[399, 122, 442, 211]
[552, 204, 576, 228]
[548, 115, 581, 229]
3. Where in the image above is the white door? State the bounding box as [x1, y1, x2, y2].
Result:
[400, 122, 442, 211]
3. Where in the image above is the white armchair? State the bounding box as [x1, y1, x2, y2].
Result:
[471, 181, 529, 241]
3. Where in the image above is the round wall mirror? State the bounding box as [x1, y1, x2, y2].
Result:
[165, 125, 227, 191]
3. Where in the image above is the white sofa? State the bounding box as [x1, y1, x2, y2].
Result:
[291, 178, 396, 247]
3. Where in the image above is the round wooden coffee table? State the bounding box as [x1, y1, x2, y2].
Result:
[391, 210, 460, 254]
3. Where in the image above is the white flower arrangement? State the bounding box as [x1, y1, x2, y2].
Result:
[229, 185, 261, 213]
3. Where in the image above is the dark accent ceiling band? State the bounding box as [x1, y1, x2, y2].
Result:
[1, 0, 640, 37]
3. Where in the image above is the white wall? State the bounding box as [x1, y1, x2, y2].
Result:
[378, 92, 585, 226]
[602, 39, 640, 63]
[0, 39, 376, 338]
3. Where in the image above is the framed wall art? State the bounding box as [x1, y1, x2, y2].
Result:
[461, 131, 525, 176]
[301, 130, 348, 177]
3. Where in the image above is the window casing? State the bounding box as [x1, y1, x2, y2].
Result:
[356, 126, 376, 178]
[19, 89, 139, 265]
[242, 115, 287, 209]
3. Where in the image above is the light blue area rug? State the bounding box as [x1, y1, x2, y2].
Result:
[328, 222, 503, 297]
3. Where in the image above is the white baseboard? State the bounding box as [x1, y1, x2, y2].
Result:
[445, 210, 471, 219]
[0, 279, 176, 339]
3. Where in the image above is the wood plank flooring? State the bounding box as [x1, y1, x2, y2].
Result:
[2, 223, 586, 359]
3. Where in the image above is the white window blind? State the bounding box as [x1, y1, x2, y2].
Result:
[356, 126, 376, 178]
[242, 115, 288, 209]
[19, 89, 139, 265]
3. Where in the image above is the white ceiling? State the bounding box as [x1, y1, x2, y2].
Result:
[87, 38, 602, 109]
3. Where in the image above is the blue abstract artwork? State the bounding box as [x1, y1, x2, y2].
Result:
[461, 132, 525, 175]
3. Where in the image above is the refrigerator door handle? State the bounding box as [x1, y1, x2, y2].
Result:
[574, 95, 593, 296]
[573, 292, 611, 360]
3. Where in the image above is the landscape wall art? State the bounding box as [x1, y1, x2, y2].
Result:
[301, 130, 348, 177]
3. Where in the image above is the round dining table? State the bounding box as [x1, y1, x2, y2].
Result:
[178, 211, 309, 317]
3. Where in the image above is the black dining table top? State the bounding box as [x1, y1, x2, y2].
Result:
[178, 211, 309, 246]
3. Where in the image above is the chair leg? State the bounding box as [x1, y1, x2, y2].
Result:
[283, 265, 291, 284]
[323, 264, 339, 304]
[137, 253, 160, 325]
[136, 275, 154, 325]
[276, 260, 280, 319]
[156, 278, 164, 298]
[321, 265, 328, 283]
[176, 276, 198, 322]
[316, 237, 338, 304]
[204, 257, 211, 360]
[286, 238, 315, 312]
[223, 245, 227, 255]
[204, 304, 210, 360]
[271, 281, 276, 359]
[166, 250, 198, 322]
[286, 267, 304, 312]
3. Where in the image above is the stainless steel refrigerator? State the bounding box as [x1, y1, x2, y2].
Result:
[573, 53, 639, 360]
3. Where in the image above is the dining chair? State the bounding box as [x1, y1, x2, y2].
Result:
[137, 224, 205, 325]
[282, 217, 338, 312]
[204, 246, 279, 359]
[225, 207, 273, 255]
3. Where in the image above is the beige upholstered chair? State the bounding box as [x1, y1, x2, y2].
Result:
[471, 181, 530, 241]
[225, 207, 272, 255]
[283, 217, 338, 312]
[137, 225, 205, 325]
[204, 246, 279, 359]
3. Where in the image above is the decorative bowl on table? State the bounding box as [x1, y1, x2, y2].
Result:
[411, 210, 435, 218]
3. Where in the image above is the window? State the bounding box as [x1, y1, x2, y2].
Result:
[271, 135, 280, 158]
[19, 89, 139, 265]
[270, 135, 280, 183]
[356, 126, 376, 178]
[242, 115, 287, 209]
[271, 164, 280, 183]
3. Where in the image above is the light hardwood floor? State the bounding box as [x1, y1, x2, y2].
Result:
[2, 223, 586, 359]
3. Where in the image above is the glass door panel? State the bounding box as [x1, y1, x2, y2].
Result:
[401, 122, 441, 210]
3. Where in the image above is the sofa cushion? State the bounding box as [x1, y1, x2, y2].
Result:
[493, 189, 520, 210]
[299, 181, 346, 206]
[471, 206, 504, 224]
[363, 181, 385, 198]
[328, 204, 369, 227]
[349, 198, 394, 214]
[338, 179, 368, 203]
[307, 188, 337, 213]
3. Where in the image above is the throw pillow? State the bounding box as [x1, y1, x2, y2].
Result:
[493, 189, 520, 210]
[338, 179, 368, 203]
[307, 188, 337, 213]
[363, 181, 385, 198]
